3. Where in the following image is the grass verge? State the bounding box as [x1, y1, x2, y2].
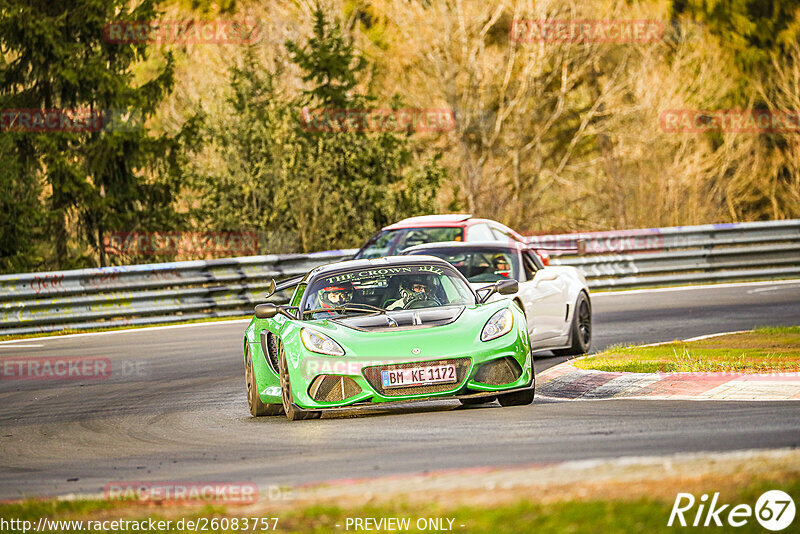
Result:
[574, 326, 800, 373]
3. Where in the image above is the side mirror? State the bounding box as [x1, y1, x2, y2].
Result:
[478, 279, 519, 303]
[496, 279, 519, 295]
[254, 303, 280, 319]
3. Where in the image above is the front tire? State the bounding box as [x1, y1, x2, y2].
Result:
[278, 342, 321, 421]
[245, 345, 283, 417]
[553, 292, 591, 356]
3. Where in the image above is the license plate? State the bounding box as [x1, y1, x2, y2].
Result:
[381, 364, 457, 388]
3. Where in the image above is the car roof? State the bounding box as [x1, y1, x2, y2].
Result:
[383, 214, 473, 229]
[306, 255, 455, 280]
[402, 241, 526, 253]
[381, 215, 524, 241]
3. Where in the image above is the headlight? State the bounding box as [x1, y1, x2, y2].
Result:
[301, 328, 345, 356]
[481, 308, 514, 342]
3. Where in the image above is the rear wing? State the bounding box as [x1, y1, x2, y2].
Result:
[268, 275, 305, 297]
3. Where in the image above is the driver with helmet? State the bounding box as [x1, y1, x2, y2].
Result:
[387, 275, 441, 310]
[318, 282, 354, 309]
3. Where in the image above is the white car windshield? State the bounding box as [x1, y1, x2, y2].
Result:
[355, 227, 464, 259]
[405, 248, 520, 283]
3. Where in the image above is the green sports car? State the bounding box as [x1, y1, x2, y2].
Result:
[243, 256, 534, 420]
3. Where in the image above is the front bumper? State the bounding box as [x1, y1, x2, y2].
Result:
[288, 382, 535, 416]
[289, 341, 532, 410]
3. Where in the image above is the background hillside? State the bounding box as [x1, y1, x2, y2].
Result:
[2, 0, 799, 272]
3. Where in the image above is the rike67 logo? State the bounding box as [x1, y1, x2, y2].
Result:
[669, 490, 795, 530]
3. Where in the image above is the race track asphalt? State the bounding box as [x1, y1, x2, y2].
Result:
[1, 280, 799, 499]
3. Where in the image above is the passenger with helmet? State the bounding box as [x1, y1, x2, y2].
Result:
[387, 275, 442, 310]
[493, 254, 511, 278]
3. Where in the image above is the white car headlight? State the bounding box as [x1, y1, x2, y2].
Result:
[301, 328, 345, 356]
[481, 308, 514, 342]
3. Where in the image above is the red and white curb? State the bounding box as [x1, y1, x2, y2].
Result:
[537, 332, 800, 401]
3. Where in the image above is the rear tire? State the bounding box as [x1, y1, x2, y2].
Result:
[553, 292, 591, 356]
[278, 342, 321, 421]
[245, 345, 283, 417]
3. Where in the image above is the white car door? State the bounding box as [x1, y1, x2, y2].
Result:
[519, 252, 568, 344]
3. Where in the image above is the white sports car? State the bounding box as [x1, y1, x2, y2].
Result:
[402, 241, 591, 355]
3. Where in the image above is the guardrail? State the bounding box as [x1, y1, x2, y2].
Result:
[1, 220, 798, 335]
[0, 250, 356, 336]
[537, 219, 800, 289]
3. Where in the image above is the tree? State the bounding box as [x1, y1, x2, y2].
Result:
[284, 8, 442, 251]
[671, 0, 800, 82]
[191, 7, 443, 253]
[0, 0, 181, 270]
[186, 50, 297, 251]
[286, 7, 371, 109]
[670, 0, 800, 221]
[0, 135, 46, 272]
[379, 0, 641, 230]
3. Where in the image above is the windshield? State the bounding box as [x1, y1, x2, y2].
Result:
[302, 264, 475, 319]
[355, 227, 464, 259]
[405, 248, 520, 283]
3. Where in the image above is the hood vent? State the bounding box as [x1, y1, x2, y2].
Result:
[335, 306, 464, 332]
